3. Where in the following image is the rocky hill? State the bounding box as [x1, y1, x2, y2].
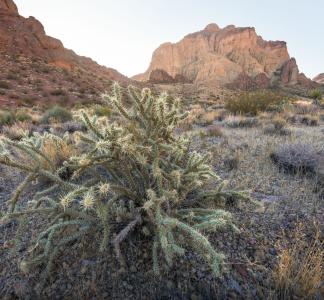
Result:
[134, 23, 315, 90]
[0, 0, 129, 107]
[313, 74, 324, 84]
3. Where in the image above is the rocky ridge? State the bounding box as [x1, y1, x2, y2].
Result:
[134, 23, 316, 90]
[313, 73, 324, 84]
[0, 0, 129, 106]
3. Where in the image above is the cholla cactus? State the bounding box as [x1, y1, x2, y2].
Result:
[0, 83, 253, 283]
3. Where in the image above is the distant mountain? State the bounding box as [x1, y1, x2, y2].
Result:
[313, 74, 324, 84]
[0, 0, 129, 107]
[134, 23, 316, 90]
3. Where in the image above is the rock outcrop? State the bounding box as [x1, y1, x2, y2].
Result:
[148, 69, 191, 84]
[0, 0, 17, 14]
[0, 0, 128, 82]
[134, 23, 313, 89]
[0, 0, 130, 107]
[313, 74, 324, 84]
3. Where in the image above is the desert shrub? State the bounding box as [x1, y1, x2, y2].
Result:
[0, 111, 15, 126]
[50, 89, 66, 96]
[225, 90, 285, 115]
[196, 111, 217, 126]
[224, 155, 240, 171]
[15, 112, 32, 123]
[263, 116, 291, 135]
[225, 115, 259, 128]
[308, 88, 322, 101]
[37, 133, 76, 172]
[2, 122, 31, 140]
[294, 101, 318, 115]
[94, 105, 112, 117]
[270, 143, 320, 174]
[278, 111, 298, 124]
[0, 80, 11, 89]
[204, 125, 223, 137]
[41, 106, 73, 124]
[300, 114, 319, 126]
[0, 84, 254, 285]
[272, 223, 323, 299]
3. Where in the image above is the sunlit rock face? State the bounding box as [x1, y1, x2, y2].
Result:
[134, 23, 313, 88]
[0, 0, 128, 82]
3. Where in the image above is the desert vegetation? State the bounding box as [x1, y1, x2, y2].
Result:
[0, 86, 323, 299]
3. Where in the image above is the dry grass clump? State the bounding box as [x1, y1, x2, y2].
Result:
[263, 116, 291, 136]
[294, 100, 318, 115]
[186, 105, 229, 127]
[272, 223, 323, 299]
[225, 90, 285, 115]
[194, 110, 218, 126]
[12, 132, 77, 175]
[201, 125, 224, 138]
[224, 115, 259, 128]
[199, 111, 218, 125]
[39, 134, 76, 172]
[2, 122, 31, 140]
[270, 143, 320, 174]
[179, 104, 203, 129]
[300, 114, 320, 126]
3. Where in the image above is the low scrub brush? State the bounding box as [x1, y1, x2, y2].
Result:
[225, 90, 286, 115]
[0, 84, 255, 285]
[270, 143, 320, 174]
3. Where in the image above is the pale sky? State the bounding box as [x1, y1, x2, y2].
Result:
[15, 0, 324, 79]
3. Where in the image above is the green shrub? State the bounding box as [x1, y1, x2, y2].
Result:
[15, 112, 32, 122]
[0, 84, 255, 285]
[41, 106, 73, 123]
[0, 110, 15, 126]
[225, 90, 286, 115]
[308, 88, 322, 101]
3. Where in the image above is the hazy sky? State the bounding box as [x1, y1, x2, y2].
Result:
[15, 0, 324, 79]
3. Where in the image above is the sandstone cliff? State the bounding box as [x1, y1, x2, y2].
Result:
[134, 23, 312, 89]
[313, 74, 324, 84]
